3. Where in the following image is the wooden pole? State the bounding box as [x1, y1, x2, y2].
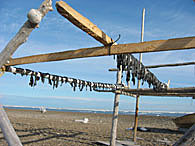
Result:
[133, 8, 145, 143]
[122, 86, 195, 93]
[6, 36, 195, 66]
[173, 124, 195, 146]
[146, 61, 195, 69]
[132, 92, 195, 97]
[0, 104, 22, 146]
[110, 65, 122, 146]
[94, 89, 195, 98]
[109, 61, 195, 71]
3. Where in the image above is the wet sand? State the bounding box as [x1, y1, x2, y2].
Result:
[0, 108, 184, 146]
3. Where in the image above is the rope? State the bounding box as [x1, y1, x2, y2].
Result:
[108, 34, 121, 56]
[4, 66, 125, 92]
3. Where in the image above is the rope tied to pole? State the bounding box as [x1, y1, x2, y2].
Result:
[107, 34, 121, 57]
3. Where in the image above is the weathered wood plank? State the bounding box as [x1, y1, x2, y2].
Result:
[0, 0, 53, 69]
[0, 104, 22, 146]
[95, 89, 195, 97]
[173, 124, 195, 146]
[7, 36, 195, 66]
[122, 87, 195, 93]
[56, 1, 113, 46]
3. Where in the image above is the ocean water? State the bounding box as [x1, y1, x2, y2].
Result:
[4, 105, 193, 117]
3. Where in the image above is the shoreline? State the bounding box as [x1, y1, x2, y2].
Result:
[3, 105, 193, 117]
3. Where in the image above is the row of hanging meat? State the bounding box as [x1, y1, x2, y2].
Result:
[117, 54, 167, 90]
[5, 66, 124, 91]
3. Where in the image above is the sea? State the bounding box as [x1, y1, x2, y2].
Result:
[3, 105, 194, 117]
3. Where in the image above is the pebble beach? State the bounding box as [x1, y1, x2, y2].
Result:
[0, 108, 184, 146]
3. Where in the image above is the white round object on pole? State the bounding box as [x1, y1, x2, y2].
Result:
[27, 9, 42, 24]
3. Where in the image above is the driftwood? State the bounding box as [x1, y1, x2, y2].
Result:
[0, 104, 22, 146]
[0, 0, 53, 68]
[173, 124, 195, 146]
[6, 36, 195, 66]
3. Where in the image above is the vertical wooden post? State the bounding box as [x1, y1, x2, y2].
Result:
[0, 104, 22, 146]
[110, 65, 122, 146]
[133, 8, 145, 143]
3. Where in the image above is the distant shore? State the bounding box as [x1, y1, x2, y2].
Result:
[3, 105, 193, 117]
[0, 108, 184, 146]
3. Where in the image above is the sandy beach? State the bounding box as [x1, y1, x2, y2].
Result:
[0, 108, 184, 146]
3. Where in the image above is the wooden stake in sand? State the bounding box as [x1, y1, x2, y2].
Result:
[110, 65, 122, 146]
[133, 8, 145, 143]
[0, 104, 22, 146]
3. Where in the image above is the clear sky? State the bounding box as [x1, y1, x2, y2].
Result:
[0, 0, 195, 112]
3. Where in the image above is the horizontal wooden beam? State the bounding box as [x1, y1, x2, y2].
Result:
[146, 61, 195, 69]
[122, 87, 195, 94]
[94, 89, 137, 97]
[109, 61, 195, 71]
[7, 36, 195, 66]
[94, 88, 195, 98]
[137, 93, 195, 97]
[56, 1, 113, 46]
[115, 91, 195, 97]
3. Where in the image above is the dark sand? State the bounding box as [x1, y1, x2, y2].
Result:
[0, 108, 184, 146]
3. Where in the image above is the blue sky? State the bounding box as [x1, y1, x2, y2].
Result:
[0, 0, 195, 112]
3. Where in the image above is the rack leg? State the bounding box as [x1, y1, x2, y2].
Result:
[0, 104, 22, 146]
